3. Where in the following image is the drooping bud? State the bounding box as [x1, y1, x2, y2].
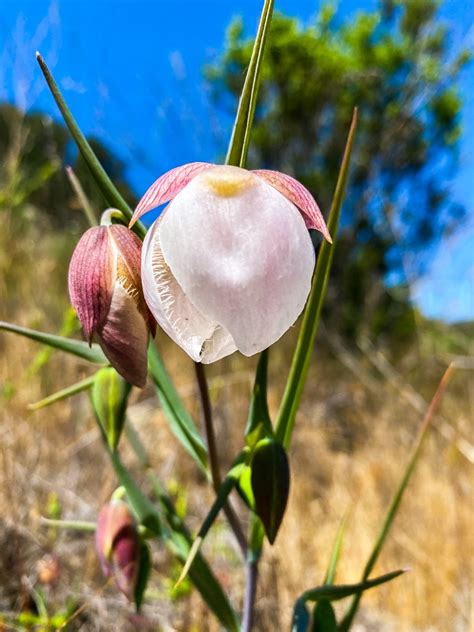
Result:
[92, 367, 132, 450]
[68, 221, 155, 387]
[95, 500, 140, 600]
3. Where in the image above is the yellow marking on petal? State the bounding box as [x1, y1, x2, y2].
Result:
[202, 166, 254, 197]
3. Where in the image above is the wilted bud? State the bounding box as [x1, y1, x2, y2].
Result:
[130, 163, 331, 363]
[95, 500, 139, 600]
[68, 222, 155, 387]
[92, 367, 132, 450]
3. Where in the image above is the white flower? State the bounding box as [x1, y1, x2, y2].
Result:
[131, 163, 331, 363]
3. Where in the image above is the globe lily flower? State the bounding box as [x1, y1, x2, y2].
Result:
[130, 163, 331, 363]
[95, 500, 139, 600]
[68, 219, 155, 387]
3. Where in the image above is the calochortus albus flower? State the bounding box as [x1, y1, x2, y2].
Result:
[130, 163, 331, 363]
[95, 500, 139, 600]
[68, 221, 155, 387]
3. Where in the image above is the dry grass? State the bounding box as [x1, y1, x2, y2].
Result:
[0, 231, 472, 632]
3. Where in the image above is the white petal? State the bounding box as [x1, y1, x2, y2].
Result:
[142, 219, 237, 363]
[158, 165, 315, 357]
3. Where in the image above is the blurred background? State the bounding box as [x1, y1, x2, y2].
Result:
[0, 0, 472, 630]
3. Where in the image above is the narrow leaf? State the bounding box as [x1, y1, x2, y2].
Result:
[226, 0, 274, 168]
[28, 375, 95, 410]
[148, 344, 208, 474]
[324, 514, 349, 586]
[312, 600, 337, 632]
[245, 348, 273, 448]
[144, 470, 239, 631]
[66, 165, 97, 227]
[109, 451, 162, 536]
[251, 438, 290, 544]
[301, 569, 406, 603]
[0, 321, 107, 364]
[275, 109, 358, 448]
[176, 457, 245, 586]
[340, 364, 457, 631]
[134, 541, 151, 611]
[291, 598, 310, 632]
[35, 53, 140, 232]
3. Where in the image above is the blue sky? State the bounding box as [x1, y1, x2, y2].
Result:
[1, 0, 473, 322]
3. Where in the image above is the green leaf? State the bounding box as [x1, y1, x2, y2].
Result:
[324, 514, 349, 585]
[0, 321, 107, 364]
[122, 423, 239, 630]
[28, 375, 95, 410]
[251, 438, 290, 544]
[236, 464, 255, 510]
[148, 344, 208, 474]
[145, 471, 240, 631]
[245, 348, 273, 448]
[340, 363, 457, 631]
[292, 598, 310, 632]
[275, 109, 358, 449]
[312, 600, 337, 632]
[134, 541, 152, 612]
[91, 367, 132, 450]
[109, 451, 162, 536]
[226, 0, 274, 168]
[176, 456, 246, 586]
[35, 53, 142, 233]
[301, 568, 406, 603]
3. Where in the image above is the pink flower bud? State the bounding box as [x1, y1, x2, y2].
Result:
[95, 500, 139, 600]
[68, 224, 155, 387]
[132, 163, 331, 363]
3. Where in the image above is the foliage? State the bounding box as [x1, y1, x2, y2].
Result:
[206, 0, 470, 340]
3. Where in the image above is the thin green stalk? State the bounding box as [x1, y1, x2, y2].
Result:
[340, 363, 457, 631]
[226, 0, 274, 168]
[28, 375, 95, 410]
[65, 166, 97, 227]
[275, 109, 358, 449]
[36, 52, 145, 238]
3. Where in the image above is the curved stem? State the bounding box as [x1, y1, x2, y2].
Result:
[194, 362, 247, 556]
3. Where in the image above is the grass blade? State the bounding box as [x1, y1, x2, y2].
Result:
[275, 109, 358, 448]
[28, 375, 95, 410]
[36, 52, 145, 236]
[225, 0, 274, 168]
[339, 363, 458, 631]
[148, 344, 209, 475]
[302, 569, 406, 603]
[0, 321, 107, 364]
[324, 513, 349, 585]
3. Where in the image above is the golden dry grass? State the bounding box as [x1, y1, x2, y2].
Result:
[0, 230, 472, 631]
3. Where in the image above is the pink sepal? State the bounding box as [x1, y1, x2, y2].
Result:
[253, 170, 332, 242]
[129, 162, 215, 226]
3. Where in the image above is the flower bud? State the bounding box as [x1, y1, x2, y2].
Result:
[131, 163, 331, 363]
[95, 500, 139, 600]
[92, 367, 132, 451]
[68, 223, 155, 387]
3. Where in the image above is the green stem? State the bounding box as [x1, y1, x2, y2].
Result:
[225, 0, 274, 167]
[65, 166, 97, 227]
[274, 109, 358, 449]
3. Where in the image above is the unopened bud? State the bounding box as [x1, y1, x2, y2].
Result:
[95, 500, 139, 600]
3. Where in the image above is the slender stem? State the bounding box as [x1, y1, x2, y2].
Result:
[194, 362, 247, 556]
[65, 165, 97, 227]
[242, 560, 259, 632]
